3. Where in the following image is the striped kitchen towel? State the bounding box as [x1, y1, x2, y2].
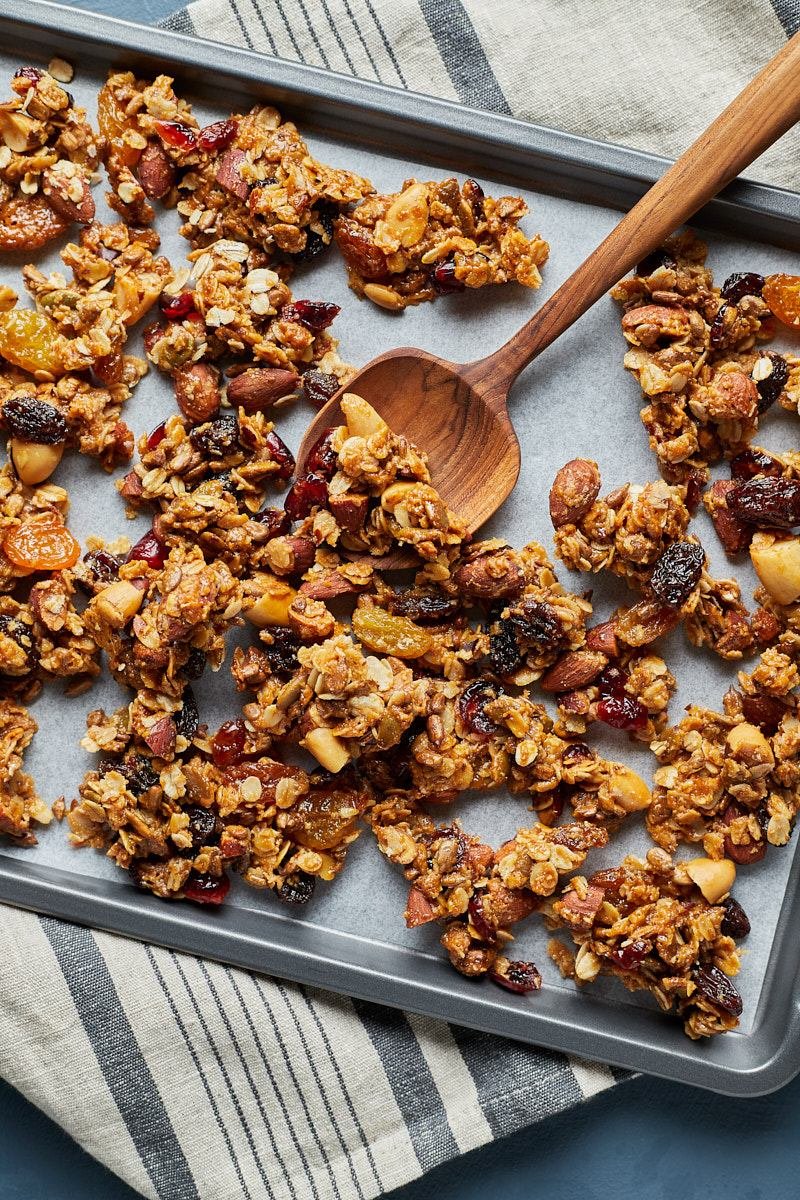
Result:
[2, 1, 799, 1197]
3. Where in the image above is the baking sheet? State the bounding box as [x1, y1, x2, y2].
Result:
[1, 1, 800, 1092]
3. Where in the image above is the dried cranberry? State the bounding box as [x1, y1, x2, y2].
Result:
[649, 541, 704, 608]
[146, 421, 167, 450]
[728, 476, 800, 529]
[190, 412, 239, 458]
[127, 528, 166, 569]
[279, 872, 317, 904]
[597, 694, 648, 731]
[304, 429, 338, 480]
[14, 66, 42, 83]
[254, 506, 291, 540]
[463, 178, 485, 218]
[636, 249, 677, 276]
[159, 291, 197, 320]
[302, 370, 340, 409]
[2, 395, 67, 444]
[184, 871, 230, 906]
[198, 118, 238, 153]
[81, 548, 121, 587]
[684, 471, 705, 514]
[154, 119, 197, 151]
[185, 805, 218, 849]
[263, 627, 300, 678]
[709, 304, 731, 350]
[468, 895, 497, 943]
[489, 960, 542, 994]
[730, 448, 783, 480]
[293, 205, 335, 264]
[489, 620, 523, 678]
[265, 430, 295, 481]
[388, 592, 460, 623]
[691, 964, 743, 1017]
[720, 272, 765, 303]
[458, 680, 501, 738]
[610, 939, 649, 969]
[720, 896, 751, 939]
[753, 351, 789, 413]
[212, 719, 247, 767]
[284, 472, 328, 520]
[175, 688, 199, 740]
[431, 259, 465, 294]
[280, 300, 340, 333]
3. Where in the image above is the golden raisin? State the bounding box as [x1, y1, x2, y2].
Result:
[4, 514, 80, 572]
[0, 309, 67, 375]
[763, 274, 800, 328]
[351, 605, 433, 658]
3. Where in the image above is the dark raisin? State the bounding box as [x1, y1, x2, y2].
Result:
[458, 679, 501, 738]
[691, 964, 743, 1017]
[561, 741, 594, 768]
[510, 599, 563, 648]
[720, 896, 751, 939]
[467, 894, 497, 943]
[636, 249, 677, 276]
[489, 620, 523, 677]
[387, 592, 461, 623]
[649, 541, 704, 608]
[104, 753, 159, 796]
[302, 370, 340, 409]
[263, 627, 300, 678]
[2, 395, 67, 444]
[185, 805, 218, 849]
[279, 872, 316, 904]
[184, 871, 230, 906]
[597, 694, 648, 731]
[215, 470, 236, 494]
[610, 939, 649, 969]
[264, 430, 295, 481]
[190, 412, 239, 458]
[709, 304, 731, 350]
[463, 178, 485, 219]
[730, 448, 783, 480]
[728, 477, 800, 529]
[146, 421, 167, 450]
[684, 471, 705, 514]
[81, 548, 121, 587]
[280, 300, 340, 332]
[159, 291, 197, 320]
[293, 205, 335, 264]
[212, 719, 246, 767]
[431, 259, 465, 294]
[720, 272, 765, 303]
[127, 529, 166, 569]
[489, 959, 542, 994]
[752, 351, 789, 414]
[284, 472, 327, 521]
[175, 688, 199, 740]
[183, 647, 207, 681]
[198, 118, 238, 153]
[0, 614, 35, 671]
[154, 119, 197, 150]
[254, 507, 291, 540]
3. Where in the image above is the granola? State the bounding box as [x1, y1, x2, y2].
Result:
[0, 698, 51, 843]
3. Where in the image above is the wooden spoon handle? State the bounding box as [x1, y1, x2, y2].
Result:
[472, 30, 800, 395]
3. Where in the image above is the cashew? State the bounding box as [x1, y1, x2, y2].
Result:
[750, 531, 800, 605]
[10, 438, 64, 485]
[726, 722, 774, 775]
[685, 856, 736, 905]
[301, 727, 350, 773]
[605, 763, 651, 813]
[244, 577, 296, 628]
[94, 580, 144, 628]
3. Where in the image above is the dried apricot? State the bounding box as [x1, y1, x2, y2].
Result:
[3, 514, 80, 572]
[0, 195, 69, 252]
[763, 274, 800, 328]
[0, 309, 67, 376]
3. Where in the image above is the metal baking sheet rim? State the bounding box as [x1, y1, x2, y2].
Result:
[0, 0, 799, 1096]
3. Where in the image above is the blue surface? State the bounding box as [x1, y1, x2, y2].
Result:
[0, 1, 797, 1197]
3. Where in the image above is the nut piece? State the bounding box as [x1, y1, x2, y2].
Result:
[750, 530, 800, 604]
[381, 481, 418, 512]
[549, 459, 601, 527]
[173, 362, 221, 424]
[328, 493, 369, 532]
[47, 58, 74, 83]
[244, 578, 296, 628]
[685, 857, 736, 904]
[94, 580, 144, 628]
[226, 368, 299, 413]
[137, 142, 177, 200]
[341, 393, 387, 438]
[42, 166, 95, 224]
[726, 722, 775, 774]
[384, 182, 430, 247]
[301, 727, 350, 773]
[605, 763, 652, 812]
[540, 649, 607, 693]
[10, 438, 64, 485]
[363, 283, 404, 311]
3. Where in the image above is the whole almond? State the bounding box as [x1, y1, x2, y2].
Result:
[300, 570, 362, 600]
[452, 546, 525, 600]
[586, 620, 618, 657]
[540, 649, 607, 693]
[549, 459, 601, 528]
[173, 362, 221, 423]
[137, 141, 177, 200]
[42, 167, 94, 223]
[216, 148, 250, 200]
[226, 367, 299, 414]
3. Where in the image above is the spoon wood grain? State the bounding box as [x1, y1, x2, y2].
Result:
[299, 32, 800, 568]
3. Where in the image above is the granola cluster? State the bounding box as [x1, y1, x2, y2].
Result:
[0, 698, 51, 843]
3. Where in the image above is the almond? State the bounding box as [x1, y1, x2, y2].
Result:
[173, 362, 221, 423]
[42, 167, 94, 223]
[540, 649, 607, 693]
[136, 141, 176, 200]
[558, 884, 605, 927]
[328, 492, 369, 533]
[549, 458, 601, 527]
[265, 535, 315, 576]
[300, 570, 362, 600]
[226, 367, 299, 413]
[704, 480, 751, 555]
[119, 470, 143, 501]
[144, 715, 177, 759]
[216, 148, 250, 200]
[405, 885, 437, 927]
[452, 545, 525, 600]
[585, 620, 618, 656]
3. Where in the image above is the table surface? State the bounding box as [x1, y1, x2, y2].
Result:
[2, 1, 799, 1197]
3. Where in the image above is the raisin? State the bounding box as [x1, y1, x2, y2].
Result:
[720, 272, 765, 303]
[265, 430, 295, 481]
[263, 627, 300, 677]
[489, 959, 542, 994]
[293, 205, 335, 264]
[691, 965, 743, 1017]
[184, 871, 230, 906]
[649, 541, 704, 608]
[183, 648, 206, 681]
[489, 620, 523, 677]
[81, 548, 121, 587]
[175, 688, 199, 740]
[159, 291, 196, 320]
[0, 614, 35, 670]
[387, 592, 460, 623]
[2, 395, 67, 444]
[127, 528, 166, 569]
[280, 300, 340, 332]
[212, 719, 246, 767]
[279, 872, 317, 904]
[458, 679, 501, 738]
[709, 304, 731, 350]
[284, 472, 328, 520]
[753, 351, 788, 413]
[103, 752, 159, 797]
[740, 692, 787, 733]
[302, 370, 339, 409]
[198, 118, 238, 153]
[431, 259, 465, 294]
[636, 249, 677, 276]
[185, 805, 218, 849]
[510, 599, 563, 648]
[609, 939, 649, 969]
[190, 412, 239, 458]
[154, 119, 197, 151]
[304, 429, 338, 480]
[254, 507, 291, 540]
[730, 448, 783, 480]
[146, 421, 167, 450]
[467, 895, 497, 943]
[728, 477, 800, 529]
[720, 896, 751, 939]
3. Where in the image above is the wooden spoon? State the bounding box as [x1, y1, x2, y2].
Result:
[299, 33, 800, 565]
